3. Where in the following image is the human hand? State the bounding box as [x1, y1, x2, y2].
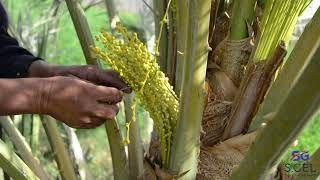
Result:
[29, 61, 131, 93]
[39, 76, 122, 128]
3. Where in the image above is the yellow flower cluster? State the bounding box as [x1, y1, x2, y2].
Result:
[92, 25, 179, 164]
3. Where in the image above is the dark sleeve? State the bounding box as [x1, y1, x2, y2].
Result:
[0, 28, 42, 78]
[0, 2, 42, 78]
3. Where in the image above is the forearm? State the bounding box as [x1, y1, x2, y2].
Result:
[0, 78, 46, 115]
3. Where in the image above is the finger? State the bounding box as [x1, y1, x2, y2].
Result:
[99, 71, 132, 93]
[91, 104, 119, 119]
[95, 86, 123, 104]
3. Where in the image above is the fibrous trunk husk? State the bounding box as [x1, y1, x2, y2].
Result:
[199, 8, 257, 178]
[197, 131, 258, 180]
[201, 36, 253, 146]
[220, 38, 253, 87]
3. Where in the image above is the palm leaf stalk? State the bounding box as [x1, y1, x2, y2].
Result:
[0, 138, 38, 180]
[0, 117, 49, 179]
[0, 125, 10, 180]
[42, 116, 77, 180]
[64, 0, 129, 179]
[222, 0, 311, 139]
[168, 0, 211, 178]
[65, 0, 99, 65]
[124, 94, 144, 179]
[230, 40, 320, 180]
[249, 7, 320, 130]
[105, 119, 129, 180]
[229, 0, 257, 40]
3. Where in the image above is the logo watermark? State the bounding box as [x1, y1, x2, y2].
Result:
[284, 150, 317, 178]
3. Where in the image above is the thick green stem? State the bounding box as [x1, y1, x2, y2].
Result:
[0, 138, 38, 180]
[169, 0, 211, 178]
[65, 0, 99, 65]
[229, 0, 257, 40]
[42, 116, 77, 180]
[230, 44, 320, 180]
[0, 117, 49, 180]
[124, 94, 144, 180]
[249, 7, 320, 131]
[105, 120, 129, 180]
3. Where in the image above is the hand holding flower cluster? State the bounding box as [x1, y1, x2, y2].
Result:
[92, 25, 179, 164]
